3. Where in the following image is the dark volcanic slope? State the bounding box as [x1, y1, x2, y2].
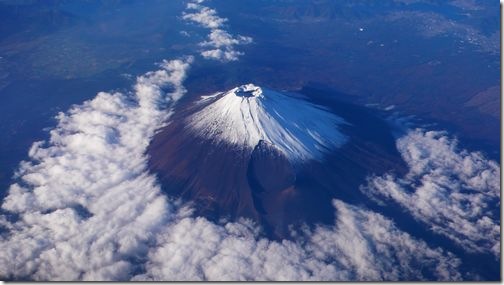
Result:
[148, 85, 407, 239]
[247, 140, 297, 237]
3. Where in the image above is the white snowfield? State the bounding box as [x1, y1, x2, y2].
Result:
[187, 84, 348, 163]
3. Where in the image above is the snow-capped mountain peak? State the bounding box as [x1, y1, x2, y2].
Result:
[187, 84, 348, 163]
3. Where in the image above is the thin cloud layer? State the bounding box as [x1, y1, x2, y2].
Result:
[183, 0, 253, 61]
[362, 129, 500, 257]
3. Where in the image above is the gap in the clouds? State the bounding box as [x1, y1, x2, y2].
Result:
[69, 204, 93, 220]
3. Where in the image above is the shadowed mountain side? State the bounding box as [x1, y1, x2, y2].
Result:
[148, 122, 259, 221]
[247, 140, 298, 237]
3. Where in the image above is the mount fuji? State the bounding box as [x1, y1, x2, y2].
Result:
[148, 84, 407, 238]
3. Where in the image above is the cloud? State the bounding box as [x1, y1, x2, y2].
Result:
[133, 200, 461, 281]
[183, 5, 227, 29]
[362, 129, 500, 257]
[0, 57, 193, 281]
[200, 29, 253, 48]
[183, 0, 253, 62]
[198, 29, 252, 61]
[201, 49, 243, 61]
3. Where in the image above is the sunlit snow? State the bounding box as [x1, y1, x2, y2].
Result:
[187, 84, 348, 163]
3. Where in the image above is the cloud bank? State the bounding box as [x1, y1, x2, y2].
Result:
[0, 57, 193, 280]
[134, 200, 461, 281]
[362, 129, 500, 257]
[183, 0, 253, 61]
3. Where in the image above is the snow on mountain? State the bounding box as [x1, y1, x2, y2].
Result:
[186, 84, 348, 163]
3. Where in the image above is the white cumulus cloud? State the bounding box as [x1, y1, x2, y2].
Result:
[133, 200, 461, 281]
[183, 5, 227, 29]
[0, 57, 193, 281]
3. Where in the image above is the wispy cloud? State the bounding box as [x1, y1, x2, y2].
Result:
[362, 129, 500, 257]
[183, 0, 253, 62]
[200, 48, 244, 61]
[200, 29, 253, 48]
